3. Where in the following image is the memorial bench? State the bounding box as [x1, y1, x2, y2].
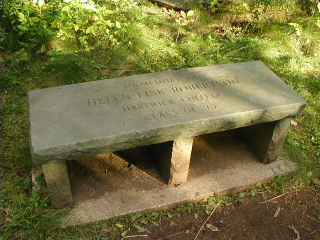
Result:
[28, 61, 306, 208]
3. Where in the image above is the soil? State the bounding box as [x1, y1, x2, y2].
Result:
[67, 132, 319, 239]
[103, 188, 320, 240]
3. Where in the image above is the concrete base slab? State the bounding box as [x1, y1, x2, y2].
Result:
[62, 130, 297, 226]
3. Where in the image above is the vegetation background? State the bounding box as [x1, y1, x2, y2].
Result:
[1, 0, 319, 239]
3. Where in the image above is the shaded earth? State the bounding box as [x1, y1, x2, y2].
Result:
[108, 188, 319, 239]
[67, 131, 319, 239]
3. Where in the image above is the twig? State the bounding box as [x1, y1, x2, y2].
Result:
[243, 195, 253, 207]
[307, 214, 320, 223]
[275, 219, 284, 240]
[121, 234, 148, 240]
[157, 231, 184, 240]
[289, 225, 300, 240]
[176, 27, 180, 42]
[259, 193, 287, 204]
[194, 202, 220, 240]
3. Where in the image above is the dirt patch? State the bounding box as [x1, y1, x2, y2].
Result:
[114, 188, 319, 240]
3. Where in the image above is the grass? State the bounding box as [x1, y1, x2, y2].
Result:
[1, 0, 319, 239]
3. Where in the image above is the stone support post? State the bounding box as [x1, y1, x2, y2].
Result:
[151, 137, 194, 185]
[42, 160, 73, 208]
[237, 118, 292, 163]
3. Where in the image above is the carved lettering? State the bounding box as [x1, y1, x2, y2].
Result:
[124, 82, 136, 89]
[145, 110, 179, 120]
[123, 99, 176, 112]
[141, 81, 152, 86]
[172, 82, 216, 93]
[88, 99, 97, 106]
[87, 74, 241, 123]
[88, 94, 130, 106]
[137, 89, 166, 98]
[172, 79, 239, 93]
[144, 107, 196, 120]
[181, 93, 220, 102]
[155, 77, 180, 84]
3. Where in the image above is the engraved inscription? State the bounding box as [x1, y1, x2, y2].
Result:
[180, 93, 220, 102]
[144, 107, 195, 120]
[155, 77, 180, 84]
[123, 99, 176, 112]
[172, 79, 239, 93]
[86, 73, 241, 121]
[137, 89, 166, 98]
[88, 94, 130, 106]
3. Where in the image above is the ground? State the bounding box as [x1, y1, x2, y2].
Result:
[109, 188, 319, 240]
[67, 134, 319, 240]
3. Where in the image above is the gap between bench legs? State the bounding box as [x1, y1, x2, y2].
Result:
[42, 160, 73, 208]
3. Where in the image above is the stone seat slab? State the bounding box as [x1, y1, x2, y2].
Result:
[28, 61, 306, 208]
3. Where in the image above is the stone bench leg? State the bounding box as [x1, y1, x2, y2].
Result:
[237, 117, 292, 163]
[42, 160, 73, 208]
[151, 137, 193, 185]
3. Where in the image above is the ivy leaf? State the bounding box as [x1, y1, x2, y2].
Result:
[169, 9, 175, 18]
[18, 12, 26, 23]
[40, 44, 46, 53]
[132, 223, 146, 233]
[115, 21, 121, 29]
[187, 10, 195, 18]
[131, 212, 142, 223]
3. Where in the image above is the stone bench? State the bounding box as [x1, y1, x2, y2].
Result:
[28, 61, 306, 208]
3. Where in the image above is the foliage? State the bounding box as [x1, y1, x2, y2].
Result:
[57, 0, 122, 51]
[0, 0, 142, 54]
[0, 0, 61, 53]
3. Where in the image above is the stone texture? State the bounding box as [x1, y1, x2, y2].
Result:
[28, 61, 306, 165]
[42, 160, 73, 208]
[236, 117, 292, 163]
[151, 137, 193, 185]
[265, 118, 292, 163]
[169, 137, 193, 185]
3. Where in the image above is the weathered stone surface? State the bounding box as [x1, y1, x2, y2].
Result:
[236, 117, 292, 163]
[28, 61, 306, 165]
[265, 118, 292, 163]
[42, 160, 73, 208]
[151, 137, 193, 185]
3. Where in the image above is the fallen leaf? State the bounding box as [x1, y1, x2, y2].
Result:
[115, 223, 124, 228]
[291, 119, 298, 127]
[101, 69, 109, 76]
[206, 223, 218, 232]
[194, 213, 199, 219]
[170, 221, 176, 227]
[274, 206, 281, 218]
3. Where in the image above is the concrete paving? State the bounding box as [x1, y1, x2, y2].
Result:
[62, 130, 297, 226]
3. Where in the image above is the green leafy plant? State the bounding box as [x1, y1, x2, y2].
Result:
[169, 9, 195, 41]
[58, 0, 122, 51]
[0, 0, 60, 53]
